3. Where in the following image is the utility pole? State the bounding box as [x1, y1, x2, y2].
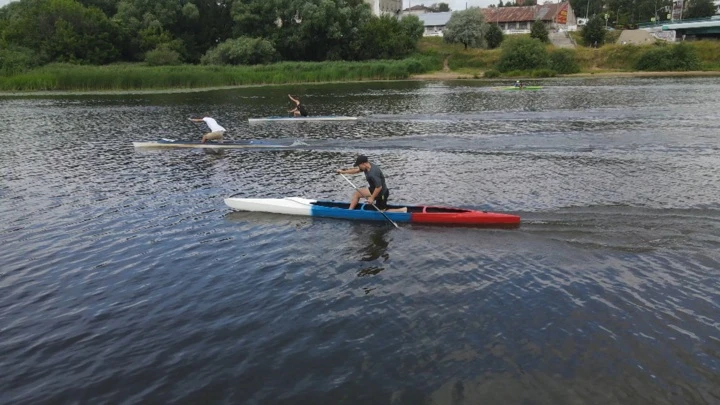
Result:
[586, 0, 590, 20]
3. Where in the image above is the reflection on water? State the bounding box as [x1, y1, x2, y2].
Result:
[2, 78, 720, 404]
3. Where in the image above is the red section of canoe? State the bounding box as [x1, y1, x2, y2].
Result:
[409, 206, 520, 225]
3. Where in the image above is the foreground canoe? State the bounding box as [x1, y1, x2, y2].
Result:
[133, 138, 295, 149]
[500, 86, 543, 90]
[248, 116, 358, 123]
[224, 197, 520, 226]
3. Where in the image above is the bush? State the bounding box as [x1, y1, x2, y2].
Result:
[549, 48, 580, 74]
[145, 44, 182, 66]
[496, 37, 549, 72]
[530, 20, 549, 43]
[582, 15, 606, 47]
[201, 37, 278, 66]
[635, 43, 701, 71]
[484, 69, 500, 78]
[0, 46, 40, 75]
[485, 24, 504, 49]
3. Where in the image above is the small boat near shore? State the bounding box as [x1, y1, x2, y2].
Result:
[224, 197, 520, 226]
[132, 138, 297, 149]
[248, 116, 358, 123]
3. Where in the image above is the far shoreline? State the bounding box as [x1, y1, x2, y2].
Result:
[1, 70, 719, 97]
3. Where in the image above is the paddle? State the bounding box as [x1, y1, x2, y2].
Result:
[188, 118, 205, 136]
[339, 173, 399, 229]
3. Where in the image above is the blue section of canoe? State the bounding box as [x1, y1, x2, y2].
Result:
[310, 201, 411, 223]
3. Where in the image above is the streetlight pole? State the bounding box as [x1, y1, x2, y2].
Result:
[586, 0, 590, 20]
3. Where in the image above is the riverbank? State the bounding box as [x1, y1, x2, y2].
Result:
[410, 69, 720, 80]
[1, 38, 719, 94]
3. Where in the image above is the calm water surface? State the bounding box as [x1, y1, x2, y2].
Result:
[2, 78, 720, 404]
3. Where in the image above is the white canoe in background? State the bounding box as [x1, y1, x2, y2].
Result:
[248, 116, 358, 123]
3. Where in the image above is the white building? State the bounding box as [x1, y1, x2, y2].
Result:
[365, 0, 403, 15]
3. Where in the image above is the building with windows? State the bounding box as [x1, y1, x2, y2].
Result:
[416, 2, 576, 36]
[482, 3, 576, 34]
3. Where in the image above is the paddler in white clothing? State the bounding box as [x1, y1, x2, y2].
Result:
[189, 116, 226, 143]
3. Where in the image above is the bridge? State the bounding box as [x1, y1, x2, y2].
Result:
[638, 16, 720, 39]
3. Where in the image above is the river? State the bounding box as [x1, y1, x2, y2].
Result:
[1, 77, 720, 404]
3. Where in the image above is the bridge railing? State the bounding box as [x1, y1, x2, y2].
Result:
[638, 16, 720, 29]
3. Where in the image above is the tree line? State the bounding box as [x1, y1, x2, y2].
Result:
[0, 0, 425, 72]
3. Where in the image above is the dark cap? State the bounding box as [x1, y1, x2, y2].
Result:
[353, 155, 369, 166]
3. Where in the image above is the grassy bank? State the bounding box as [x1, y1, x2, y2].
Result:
[416, 37, 720, 76]
[0, 58, 441, 92]
[2, 37, 719, 92]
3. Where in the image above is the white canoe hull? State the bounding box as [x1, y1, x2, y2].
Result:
[224, 197, 315, 216]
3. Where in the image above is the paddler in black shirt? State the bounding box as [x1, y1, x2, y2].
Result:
[336, 155, 407, 213]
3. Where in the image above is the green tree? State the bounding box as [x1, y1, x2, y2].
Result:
[684, 0, 716, 19]
[356, 14, 423, 60]
[485, 23, 504, 49]
[201, 36, 277, 65]
[443, 8, 486, 50]
[431, 2, 450, 11]
[582, 15, 606, 47]
[1, 0, 120, 64]
[232, 0, 373, 61]
[530, 20, 549, 43]
[497, 36, 548, 72]
[114, 0, 233, 62]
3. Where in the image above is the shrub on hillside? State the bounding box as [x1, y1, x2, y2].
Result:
[582, 15, 606, 47]
[0, 46, 40, 75]
[484, 69, 500, 78]
[496, 37, 549, 72]
[635, 43, 700, 71]
[145, 44, 182, 66]
[530, 20, 549, 43]
[485, 24, 504, 49]
[549, 49, 580, 74]
[201, 37, 277, 66]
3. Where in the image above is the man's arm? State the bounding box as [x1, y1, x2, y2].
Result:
[367, 185, 382, 204]
[288, 94, 299, 105]
[336, 167, 361, 175]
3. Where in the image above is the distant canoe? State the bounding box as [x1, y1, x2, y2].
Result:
[132, 138, 295, 149]
[248, 116, 358, 123]
[499, 86, 544, 90]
